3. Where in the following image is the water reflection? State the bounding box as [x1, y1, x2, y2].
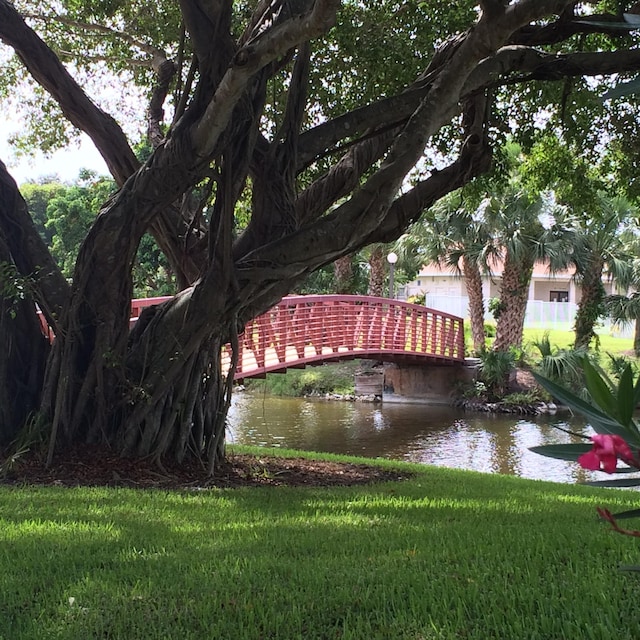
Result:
[226, 393, 603, 484]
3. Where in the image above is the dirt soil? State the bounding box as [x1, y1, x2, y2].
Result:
[1, 446, 413, 490]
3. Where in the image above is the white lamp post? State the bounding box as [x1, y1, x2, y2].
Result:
[387, 252, 398, 299]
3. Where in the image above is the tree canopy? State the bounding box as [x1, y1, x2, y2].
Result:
[2, 1, 640, 472]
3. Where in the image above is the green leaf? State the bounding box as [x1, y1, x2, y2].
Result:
[532, 372, 629, 438]
[529, 443, 592, 462]
[632, 374, 640, 414]
[583, 477, 640, 488]
[612, 508, 640, 520]
[617, 365, 635, 427]
[583, 358, 618, 418]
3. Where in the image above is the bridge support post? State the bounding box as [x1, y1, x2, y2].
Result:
[383, 361, 478, 404]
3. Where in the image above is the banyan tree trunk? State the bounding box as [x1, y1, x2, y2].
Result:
[41, 258, 237, 473]
[0, 240, 49, 444]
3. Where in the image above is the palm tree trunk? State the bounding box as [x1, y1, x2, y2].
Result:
[493, 254, 533, 352]
[462, 254, 485, 354]
[574, 262, 605, 350]
[334, 255, 354, 294]
[368, 245, 385, 297]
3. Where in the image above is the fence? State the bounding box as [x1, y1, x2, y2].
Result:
[423, 294, 633, 337]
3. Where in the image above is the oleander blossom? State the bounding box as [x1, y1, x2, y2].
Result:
[578, 434, 633, 474]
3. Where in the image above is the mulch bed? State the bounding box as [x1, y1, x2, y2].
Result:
[1, 446, 413, 490]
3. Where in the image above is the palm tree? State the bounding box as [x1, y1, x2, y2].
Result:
[333, 255, 354, 294]
[571, 194, 635, 350]
[485, 188, 574, 352]
[397, 190, 495, 355]
[603, 223, 640, 355]
[605, 292, 640, 355]
[367, 244, 386, 297]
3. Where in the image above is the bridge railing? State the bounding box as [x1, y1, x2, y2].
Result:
[221, 294, 465, 380]
[40, 295, 465, 380]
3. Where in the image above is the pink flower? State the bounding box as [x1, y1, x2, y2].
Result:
[578, 434, 633, 473]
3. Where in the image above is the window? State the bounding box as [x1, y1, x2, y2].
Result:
[550, 290, 569, 302]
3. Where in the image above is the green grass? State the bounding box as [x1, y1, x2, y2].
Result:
[522, 327, 634, 357]
[2, 447, 640, 639]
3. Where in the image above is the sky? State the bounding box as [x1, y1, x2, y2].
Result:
[0, 124, 110, 185]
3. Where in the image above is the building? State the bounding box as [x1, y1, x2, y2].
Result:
[399, 260, 625, 332]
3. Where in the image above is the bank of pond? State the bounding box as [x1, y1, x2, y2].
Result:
[226, 392, 609, 485]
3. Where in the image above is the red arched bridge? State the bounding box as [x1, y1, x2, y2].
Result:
[43, 295, 465, 381]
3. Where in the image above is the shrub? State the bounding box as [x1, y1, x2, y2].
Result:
[478, 348, 515, 398]
[484, 322, 496, 338]
[245, 363, 357, 396]
[502, 390, 543, 406]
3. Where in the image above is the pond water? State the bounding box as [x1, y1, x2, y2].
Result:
[226, 393, 605, 484]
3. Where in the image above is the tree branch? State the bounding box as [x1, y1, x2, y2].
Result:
[191, 0, 340, 159]
[23, 11, 171, 62]
[294, 127, 397, 225]
[464, 45, 640, 94]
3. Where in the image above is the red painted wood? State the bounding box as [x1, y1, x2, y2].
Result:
[39, 294, 465, 378]
[223, 295, 465, 379]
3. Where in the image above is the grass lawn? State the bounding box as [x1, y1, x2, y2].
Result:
[2, 447, 640, 639]
[522, 327, 635, 359]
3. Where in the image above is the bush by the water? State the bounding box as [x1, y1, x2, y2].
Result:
[244, 362, 358, 396]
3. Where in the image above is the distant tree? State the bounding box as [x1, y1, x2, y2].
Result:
[605, 292, 640, 356]
[400, 190, 495, 355]
[523, 136, 635, 349]
[572, 195, 635, 349]
[333, 255, 354, 294]
[367, 245, 386, 298]
[20, 181, 66, 244]
[487, 185, 573, 352]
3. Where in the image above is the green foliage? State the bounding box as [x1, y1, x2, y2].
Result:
[477, 348, 515, 398]
[20, 181, 67, 243]
[462, 380, 488, 399]
[21, 174, 177, 296]
[132, 233, 177, 297]
[531, 358, 640, 489]
[42, 173, 115, 277]
[523, 327, 634, 359]
[501, 390, 544, 406]
[315, 1, 477, 119]
[0, 261, 35, 318]
[294, 260, 369, 295]
[607, 353, 639, 381]
[522, 135, 605, 214]
[488, 297, 505, 321]
[484, 323, 496, 338]
[530, 332, 593, 395]
[406, 293, 425, 306]
[245, 363, 358, 397]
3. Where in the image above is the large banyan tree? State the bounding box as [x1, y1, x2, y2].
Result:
[2, 0, 640, 472]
